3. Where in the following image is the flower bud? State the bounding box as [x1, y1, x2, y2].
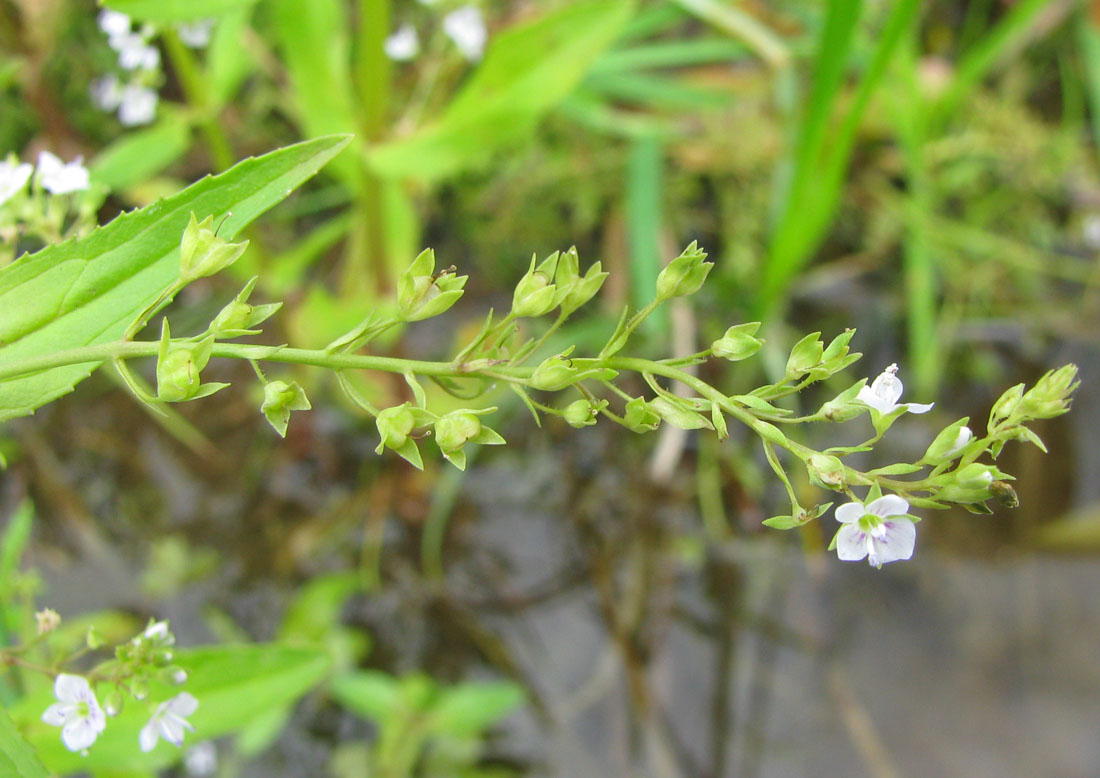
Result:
[131, 678, 149, 701]
[104, 689, 124, 717]
[806, 453, 846, 491]
[563, 399, 603, 428]
[212, 300, 252, 333]
[1019, 364, 1079, 419]
[512, 253, 560, 318]
[988, 383, 1023, 428]
[712, 322, 762, 361]
[375, 404, 417, 450]
[935, 463, 997, 503]
[165, 667, 188, 685]
[920, 420, 972, 464]
[435, 411, 482, 453]
[398, 249, 467, 322]
[624, 397, 660, 433]
[656, 241, 712, 300]
[261, 380, 311, 437]
[179, 212, 248, 282]
[819, 380, 868, 422]
[557, 248, 608, 316]
[155, 323, 226, 403]
[530, 352, 580, 391]
[784, 332, 824, 380]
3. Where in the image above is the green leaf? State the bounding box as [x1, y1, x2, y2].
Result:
[329, 670, 402, 722]
[762, 515, 799, 530]
[89, 112, 192, 192]
[101, 0, 259, 22]
[428, 682, 525, 737]
[0, 135, 351, 424]
[13, 644, 329, 774]
[269, 0, 361, 190]
[368, 0, 634, 181]
[0, 706, 50, 778]
[866, 463, 924, 476]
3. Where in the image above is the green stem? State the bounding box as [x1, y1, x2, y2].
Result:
[162, 30, 234, 172]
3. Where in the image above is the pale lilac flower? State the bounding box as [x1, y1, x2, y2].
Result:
[90, 74, 124, 111]
[443, 6, 487, 61]
[384, 24, 420, 61]
[856, 363, 933, 415]
[176, 19, 215, 48]
[0, 158, 33, 206]
[184, 741, 217, 776]
[97, 9, 132, 39]
[41, 674, 107, 753]
[118, 84, 158, 126]
[37, 151, 89, 195]
[834, 495, 916, 569]
[139, 692, 198, 752]
[114, 34, 160, 71]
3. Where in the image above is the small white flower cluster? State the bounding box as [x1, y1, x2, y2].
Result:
[384, 3, 488, 63]
[92, 10, 161, 127]
[40, 621, 199, 756]
[833, 363, 936, 569]
[0, 151, 89, 208]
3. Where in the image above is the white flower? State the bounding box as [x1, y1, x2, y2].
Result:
[834, 495, 916, 569]
[118, 84, 158, 126]
[184, 741, 217, 776]
[0, 158, 33, 206]
[36, 151, 89, 195]
[41, 674, 107, 753]
[140, 692, 198, 752]
[116, 35, 161, 71]
[443, 6, 487, 61]
[176, 19, 215, 49]
[384, 24, 420, 61]
[856, 363, 934, 415]
[98, 9, 132, 39]
[90, 74, 124, 111]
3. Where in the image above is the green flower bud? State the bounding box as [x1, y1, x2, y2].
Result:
[624, 397, 661, 433]
[131, 678, 149, 701]
[819, 380, 868, 422]
[1019, 364, 1079, 419]
[435, 411, 482, 453]
[806, 453, 847, 491]
[988, 383, 1024, 429]
[398, 249, 468, 322]
[104, 689, 124, 717]
[210, 278, 281, 337]
[512, 252, 561, 318]
[375, 404, 417, 451]
[712, 322, 763, 361]
[920, 419, 972, 464]
[935, 462, 999, 503]
[784, 332, 824, 380]
[563, 399, 604, 428]
[155, 324, 226, 403]
[261, 379, 311, 437]
[179, 212, 248, 281]
[656, 241, 712, 300]
[557, 248, 608, 316]
[86, 626, 104, 650]
[530, 352, 581, 391]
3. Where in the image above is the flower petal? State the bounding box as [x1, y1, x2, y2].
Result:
[874, 519, 916, 564]
[42, 703, 69, 726]
[159, 715, 186, 746]
[140, 719, 160, 752]
[856, 385, 897, 414]
[835, 525, 869, 561]
[167, 692, 199, 717]
[834, 502, 865, 524]
[865, 494, 909, 519]
[61, 718, 98, 752]
[904, 402, 935, 414]
[54, 674, 90, 703]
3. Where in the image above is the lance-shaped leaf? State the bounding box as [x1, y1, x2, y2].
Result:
[0, 135, 351, 424]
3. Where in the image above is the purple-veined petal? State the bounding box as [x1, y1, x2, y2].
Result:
[167, 692, 198, 717]
[835, 525, 869, 561]
[61, 718, 98, 752]
[834, 502, 865, 524]
[54, 674, 90, 703]
[42, 703, 69, 726]
[866, 494, 909, 519]
[874, 519, 916, 564]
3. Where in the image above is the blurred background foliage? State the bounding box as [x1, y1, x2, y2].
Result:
[2, 0, 1100, 775]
